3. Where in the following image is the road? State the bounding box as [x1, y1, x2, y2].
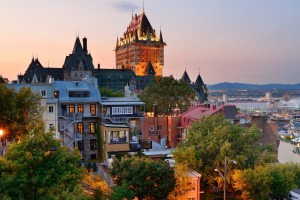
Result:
[278, 141, 300, 163]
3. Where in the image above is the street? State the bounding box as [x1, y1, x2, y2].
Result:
[278, 141, 300, 163]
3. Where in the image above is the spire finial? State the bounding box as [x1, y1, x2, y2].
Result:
[198, 67, 200, 75]
[132, 8, 133, 19]
[142, 0, 145, 14]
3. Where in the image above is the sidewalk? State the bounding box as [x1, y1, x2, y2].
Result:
[278, 141, 300, 164]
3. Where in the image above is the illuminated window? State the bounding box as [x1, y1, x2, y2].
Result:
[90, 104, 96, 115]
[54, 91, 59, 98]
[69, 105, 75, 113]
[90, 122, 96, 134]
[77, 122, 83, 133]
[78, 104, 84, 113]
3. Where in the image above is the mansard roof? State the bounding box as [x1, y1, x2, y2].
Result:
[53, 78, 101, 103]
[181, 70, 191, 84]
[128, 12, 155, 37]
[18, 58, 64, 83]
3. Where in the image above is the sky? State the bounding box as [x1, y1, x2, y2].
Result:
[0, 0, 300, 84]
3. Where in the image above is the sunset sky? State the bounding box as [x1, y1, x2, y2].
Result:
[0, 0, 299, 84]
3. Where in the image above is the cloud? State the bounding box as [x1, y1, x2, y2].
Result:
[111, 1, 140, 12]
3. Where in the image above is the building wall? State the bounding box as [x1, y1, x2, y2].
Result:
[101, 125, 131, 161]
[116, 43, 164, 76]
[141, 115, 181, 148]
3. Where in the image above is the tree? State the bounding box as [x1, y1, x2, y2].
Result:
[0, 131, 84, 200]
[172, 114, 277, 192]
[139, 76, 195, 114]
[0, 84, 43, 140]
[0, 75, 9, 84]
[232, 162, 300, 200]
[109, 156, 176, 200]
[168, 163, 195, 200]
[99, 87, 124, 97]
[82, 170, 111, 197]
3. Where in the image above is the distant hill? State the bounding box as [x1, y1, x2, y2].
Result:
[207, 82, 300, 90]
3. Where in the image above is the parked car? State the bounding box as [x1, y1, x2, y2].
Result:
[291, 137, 300, 144]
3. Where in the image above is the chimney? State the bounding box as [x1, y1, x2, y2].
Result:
[153, 102, 158, 117]
[98, 63, 100, 70]
[83, 37, 87, 52]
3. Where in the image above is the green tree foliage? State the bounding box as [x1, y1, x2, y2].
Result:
[0, 75, 9, 84]
[109, 156, 176, 200]
[0, 131, 84, 200]
[139, 76, 195, 114]
[233, 162, 300, 200]
[172, 114, 277, 191]
[0, 84, 43, 140]
[99, 87, 124, 97]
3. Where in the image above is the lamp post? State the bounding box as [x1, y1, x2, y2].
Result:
[215, 156, 237, 200]
[0, 129, 3, 147]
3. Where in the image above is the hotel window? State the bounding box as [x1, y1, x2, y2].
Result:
[90, 139, 97, 151]
[69, 105, 75, 113]
[90, 122, 96, 134]
[78, 104, 84, 113]
[90, 104, 96, 115]
[48, 106, 54, 113]
[77, 122, 83, 134]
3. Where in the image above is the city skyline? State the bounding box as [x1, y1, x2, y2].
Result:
[0, 0, 299, 84]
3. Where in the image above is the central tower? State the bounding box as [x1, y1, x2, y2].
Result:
[115, 10, 166, 76]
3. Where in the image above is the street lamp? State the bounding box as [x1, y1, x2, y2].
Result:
[215, 156, 237, 200]
[0, 129, 3, 147]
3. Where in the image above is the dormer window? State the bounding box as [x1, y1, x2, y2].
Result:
[54, 91, 59, 98]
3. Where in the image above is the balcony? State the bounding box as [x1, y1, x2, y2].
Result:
[129, 139, 152, 151]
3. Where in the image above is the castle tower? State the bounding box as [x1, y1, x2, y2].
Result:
[115, 10, 166, 76]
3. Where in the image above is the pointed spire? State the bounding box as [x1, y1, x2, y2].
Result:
[159, 28, 164, 43]
[116, 34, 119, 48]
[146, 61, 156, 75]
[181, 70, 191, 84]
